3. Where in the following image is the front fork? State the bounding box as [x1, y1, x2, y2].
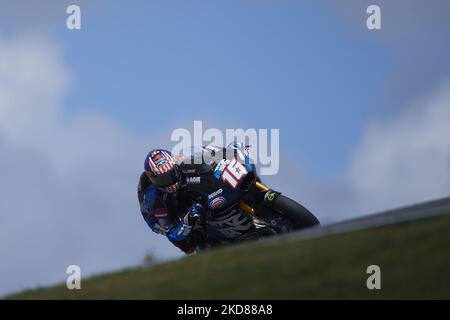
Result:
[239, 181, 269, 217]
[239, 182, 291, 234]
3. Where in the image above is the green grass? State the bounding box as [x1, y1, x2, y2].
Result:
[7, 214, 450, 299]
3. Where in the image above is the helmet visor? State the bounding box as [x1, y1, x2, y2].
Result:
[147, 166, 181, 187]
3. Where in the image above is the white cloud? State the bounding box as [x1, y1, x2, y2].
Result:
[347, 81, 450, 213]
[0, 34, 181, 296]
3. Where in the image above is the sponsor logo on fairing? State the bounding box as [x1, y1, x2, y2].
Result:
[209, 196, 226, 210]
[266, 192, 276, 201]
[186, 176, 201, 184]
[208, 188, 223, 199]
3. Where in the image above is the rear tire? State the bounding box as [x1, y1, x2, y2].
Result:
[272, 195, 320, 230]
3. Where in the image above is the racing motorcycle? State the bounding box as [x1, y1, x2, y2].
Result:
[176, 143, 320, 248]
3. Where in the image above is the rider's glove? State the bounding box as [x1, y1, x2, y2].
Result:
[185, 203, 203, 226]
[167, 203, 203, 243]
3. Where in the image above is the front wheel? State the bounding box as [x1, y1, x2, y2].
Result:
[271, 195, 319, 230]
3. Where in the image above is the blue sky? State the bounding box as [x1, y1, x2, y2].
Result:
[58, 1, 390, 177]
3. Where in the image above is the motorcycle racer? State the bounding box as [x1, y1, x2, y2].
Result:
[138, 145, 266, 254]
[138, 149, 204, 253]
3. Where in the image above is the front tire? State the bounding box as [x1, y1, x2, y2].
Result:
[272, 195, 319, 230]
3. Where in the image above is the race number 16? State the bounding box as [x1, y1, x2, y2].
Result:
[222, 158, 247, 188]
